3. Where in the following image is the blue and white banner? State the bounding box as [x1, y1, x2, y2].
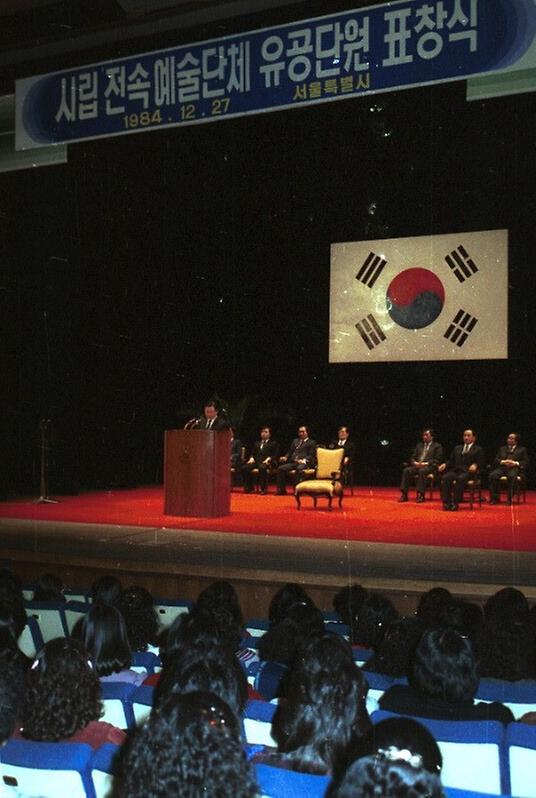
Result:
[329, 229, 508, 362]
[15, 0, 536, 149]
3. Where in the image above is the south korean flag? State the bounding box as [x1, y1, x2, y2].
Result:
[329, 229, 508, 363]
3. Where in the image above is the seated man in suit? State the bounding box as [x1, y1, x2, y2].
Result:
[399, 428, 443, 503]
[489, 432, 529, 505]
[329, 426, 355, 486]
[438, 429, 485, 511]
[189, 400, 230, 430]
[276, 425, 317, 495]
[241, 426, 280, 494]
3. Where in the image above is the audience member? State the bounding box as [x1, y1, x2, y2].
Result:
[436, 598, 483, 646]
[332, 583, 368, 633]
[114, 691, 258, 798]
[91, 574, 122, 607]
[259, 634, 371, 775]
[75, 603, 146, 685]
[326, 750, 444, 798]
[259, 602, 325, 666]
[196, 579, 244, 628]
[352, 594, 399, 650]
[32, 572, 65, 602]
[379, 629, 514, 723]
[116, 585, 159, 652]
[478, 587, 536, 680]
[415, 587, 453, 630]
[18, 638, 126, 747]
[0, 570, 27, 639]
[153, 647, 248, 719]
[268, 582, 315, 626]
[349, 716, 442, 777]
[362, 616, 424, 678]
[0, 649, 27, 744]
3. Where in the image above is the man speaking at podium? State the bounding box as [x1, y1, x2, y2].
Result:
[187, 400, 230, 431]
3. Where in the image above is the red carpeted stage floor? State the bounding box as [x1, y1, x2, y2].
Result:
[0, 485, 535, 552]
[2, 486, 536, 617]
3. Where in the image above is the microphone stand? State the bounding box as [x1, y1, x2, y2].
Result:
[33, 418, 59, 504]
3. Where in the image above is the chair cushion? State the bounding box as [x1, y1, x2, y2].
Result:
[296, 480, 342, 496]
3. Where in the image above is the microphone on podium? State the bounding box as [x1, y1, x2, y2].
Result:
[184, 417, 200, 430]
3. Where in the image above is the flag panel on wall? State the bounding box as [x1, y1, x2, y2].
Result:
[329, 229, 508, 363]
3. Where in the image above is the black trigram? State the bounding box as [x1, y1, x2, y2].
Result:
[445, 245, 479, 283]
[356, 314, 386, 350]
[444, 310, 478, 347]
[356, 251, 387, 289]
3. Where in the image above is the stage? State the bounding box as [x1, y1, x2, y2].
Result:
[1, 486, 535, 616]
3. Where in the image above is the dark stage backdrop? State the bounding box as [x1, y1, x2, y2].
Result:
[1, 7, 535, 496]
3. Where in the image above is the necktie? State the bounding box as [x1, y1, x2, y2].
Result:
[422, 443, 429, 458]
[208, 419, 214, 429]
[463, 444, 469, 454]
[338, 440, 343, 446]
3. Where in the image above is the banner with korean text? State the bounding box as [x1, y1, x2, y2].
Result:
[329, 229, 508, 363]
[15, 0, 536, 150]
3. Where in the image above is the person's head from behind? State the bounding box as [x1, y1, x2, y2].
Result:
[327, 750, 444, 798]
[77, 603, 132, 676]
[268, 582, 314, 626]
[154, 647, 248, 719]
[0, 575, 27, 640]
[116, 585, 159, 651]
[259, 602, 325, 666]
[333, 583, 368, 629]
[364, 616, 424, 678]
[116, 691, 258, 798]
[354, 594, 399, 650]
[32, 573, 65, 602]
[0, 649, 28, 743]
[411, 629, 478, 703]
[21, 637, 101, 741]
[350, 717, 442, 778]
[436, 599, 483, 645]
[484, 587, 529, 621]
[196, 579, 243, 627]
[91, 574, 122, 607]
[274, 634, 371, 773]
[416, 587, 453, 629]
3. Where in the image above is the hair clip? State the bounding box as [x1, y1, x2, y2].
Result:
[31, 659, 39, 670]
[378, 746, 423, 769]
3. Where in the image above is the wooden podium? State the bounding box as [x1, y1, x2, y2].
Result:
[163, 429, 231, 517]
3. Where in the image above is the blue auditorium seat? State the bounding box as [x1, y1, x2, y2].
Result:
[131, 684, 154, 727]
[505, 722, 536, 798]
[0, 740, 95, 798]
[476, 678, 536, 722]
[23, 600, 68, 642]
[254, 763, 330, 797]
[90, 743, 120, 798]
[246, 660, 287, 700]
[100, 682, 136, 729]
[244, 699, 276, 746]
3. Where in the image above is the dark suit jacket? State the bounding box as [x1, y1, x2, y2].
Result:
[410, 440, 443, 467]
[250, 439, 280, 464]
[329, 439, 355, 463]
[286, 438, 317, 466]
[445, 443, 485, 473]
[493, 444, 529, 470]
[192, 415, 230, 431]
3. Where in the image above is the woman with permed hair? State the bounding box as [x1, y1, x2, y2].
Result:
[116, 585, 159, 653]
[114, 691, 259, 798]
[75, 604, 146, 685]
[17, 638, 126, 748]
[379, 628, 514, 723]
[256, 634, 371, 775]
